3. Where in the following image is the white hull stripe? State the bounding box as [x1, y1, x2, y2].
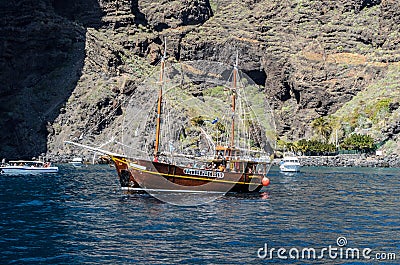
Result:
[121, 187, 226, 194]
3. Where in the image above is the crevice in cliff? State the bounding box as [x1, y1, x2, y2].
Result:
[360, 0, 382, 11]
[243, 69, 267, 87]
[131, 1, 148, 26]
[281, 81, 292, 101]
[293, 89, 301, 104]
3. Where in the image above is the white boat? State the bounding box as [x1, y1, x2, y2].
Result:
[0, 160, 58, 175]
[69, 157, 83, 167]
[279, 155, 301, 172]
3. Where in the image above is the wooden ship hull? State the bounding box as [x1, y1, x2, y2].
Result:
[112, 156, 266, 193]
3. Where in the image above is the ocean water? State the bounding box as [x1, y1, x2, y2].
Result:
[0, 165, 399, 264]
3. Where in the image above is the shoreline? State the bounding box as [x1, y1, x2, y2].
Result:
[47, 153, 400, 168]
[273, 154, 400, 168]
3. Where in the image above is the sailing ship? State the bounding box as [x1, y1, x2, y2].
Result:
[66, 43, 276, 195]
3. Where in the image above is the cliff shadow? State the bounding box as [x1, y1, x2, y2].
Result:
[0, 0, 103, 159]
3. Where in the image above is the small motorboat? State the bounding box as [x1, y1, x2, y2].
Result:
[69, 157, 83, 167]
[0, 160, 58, 175]
[279, 154, 301, 172]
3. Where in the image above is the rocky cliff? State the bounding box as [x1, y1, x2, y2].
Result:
[1, 0, 399, 160]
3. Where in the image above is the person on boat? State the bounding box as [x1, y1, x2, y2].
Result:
[221, 157, 227, 166]
[246, 166, 253, 173]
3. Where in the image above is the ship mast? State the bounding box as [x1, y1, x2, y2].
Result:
[230, 52, 238, 152]
[154, 38, 167, 161]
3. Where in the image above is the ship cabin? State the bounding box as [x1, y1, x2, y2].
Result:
[211, 145, 269, 175]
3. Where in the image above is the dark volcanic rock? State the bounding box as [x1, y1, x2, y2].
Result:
[140, 0, 213, 30]
[0, 0, 89, 159]
[1, 0, 399, 161]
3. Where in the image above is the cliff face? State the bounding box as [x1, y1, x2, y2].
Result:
[0, 1, 88, 158]
[1, 0, 399, 159]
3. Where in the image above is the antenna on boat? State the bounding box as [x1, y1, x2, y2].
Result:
[154, 37, 167, 161]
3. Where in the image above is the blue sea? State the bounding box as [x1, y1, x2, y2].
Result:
[1, 165, 399, 264]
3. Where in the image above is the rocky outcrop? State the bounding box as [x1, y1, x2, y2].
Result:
[291, 154, 400, 168]
[139, 0, 213, 30]
[179, 0, 400, 141]
[1, 0, 399, 161]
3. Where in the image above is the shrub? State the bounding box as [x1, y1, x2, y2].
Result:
[296, 139, 336, 155]
[340, 133, 375, 152]
[190, 116, 205, 126]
